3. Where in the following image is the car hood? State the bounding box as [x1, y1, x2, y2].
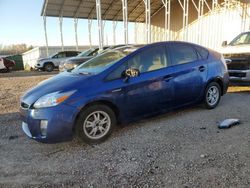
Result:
[21, 72, 93, 106]
[219, 44, 250, 55]
[38, 57, 49, 61]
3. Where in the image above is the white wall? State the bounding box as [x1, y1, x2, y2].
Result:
[136, 2, 250, 51]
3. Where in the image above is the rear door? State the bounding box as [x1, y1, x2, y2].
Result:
[169, 43, 208, 107]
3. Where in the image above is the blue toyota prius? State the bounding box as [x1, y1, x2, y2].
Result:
[20, 42, 229, 144]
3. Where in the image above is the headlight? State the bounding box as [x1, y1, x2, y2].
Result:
[33, 90, 76, 108]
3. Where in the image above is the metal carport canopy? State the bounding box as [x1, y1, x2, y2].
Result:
[41, 0, 164, 22]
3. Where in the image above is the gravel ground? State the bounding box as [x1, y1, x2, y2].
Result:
[0, 71, 250, 188]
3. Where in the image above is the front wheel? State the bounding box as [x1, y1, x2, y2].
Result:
[75, 104, 116, 144]
[204, 82, 221, 109]
[44, 63, 54, 72]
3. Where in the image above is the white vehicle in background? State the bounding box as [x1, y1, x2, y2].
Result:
[35, 51, 80, 72]
[220, 31, 250, 85]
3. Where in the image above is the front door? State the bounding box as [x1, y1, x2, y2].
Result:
[105, 45, 174, 119]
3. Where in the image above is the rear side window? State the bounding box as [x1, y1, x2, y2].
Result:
[171, 44, 198, 65]
[66, 51, 79, 57]
[195, 46, 209, 60]
[127, 45, 168, 73]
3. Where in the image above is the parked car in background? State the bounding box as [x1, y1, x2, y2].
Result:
[59, 45, 126, 72]
[59, 47, 109, 72]
[221, 31, 250, 85]
[20, 42, 229, 144]
[0, 57, 15, 72]
[35, 51, 80, 72]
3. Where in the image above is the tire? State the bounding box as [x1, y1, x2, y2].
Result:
[44, 63, 54, 72]
[75, 104, 116, 144]
[204, 82, 221, 109]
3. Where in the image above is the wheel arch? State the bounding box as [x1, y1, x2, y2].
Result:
[206, 77, 224, 96]
[72, 100, 120, 132]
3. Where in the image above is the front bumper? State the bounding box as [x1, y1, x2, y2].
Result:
[20, 103, 79, 143]
[228, 69, 250, 82]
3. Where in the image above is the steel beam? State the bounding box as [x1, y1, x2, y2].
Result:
[113, 21, 118, 45]
[143, 0, 151, 44]
[122, 0, 128, 44]
[42, 0, 49, 56]
[134, 22, 138, 44]
[43, 16, 49, 56]
[96, 0, 103, 50]
[212, 0, 218, 10]
[59, 16, 64, 51]
[162, 0, 171, 41]
[178, 0, 189, 41]
[191, 0, 204, 44]
[74, 18, 79, 51]
[88, 19, 93, 48]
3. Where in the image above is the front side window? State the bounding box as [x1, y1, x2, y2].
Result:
[171, 44, 198, 65]
[106, 45, 168, 81]
[230, 33, 250, 46]
[127, 45, 168, 73]
[56, 52, 66, 58]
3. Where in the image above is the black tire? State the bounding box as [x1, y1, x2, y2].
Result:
[75, 104, 116, 144]
[44, 63, 54, 72]
[204, 82, 221, 109]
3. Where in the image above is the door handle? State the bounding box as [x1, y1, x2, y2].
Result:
[163, 75, 173, 82]
[199, 66, 206, 72]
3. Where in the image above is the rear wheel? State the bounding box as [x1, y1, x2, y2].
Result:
[44, 63, 54, 72]
[204, 82, 221, 109]
[75, 104, 116, 144]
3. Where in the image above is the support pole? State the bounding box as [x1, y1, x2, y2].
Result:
[143, 0, 151, 44]
[162, 0, 171, 41]
[88, 19, 93, 48]
[74, 18, 79, 51]
[43, 16, 49, 56]
[134, 22, 138, 44]
[42, 0, 49, 56]
[59, 16, 64, 51]
[96, 0, 103, 50]
[122, 0, 128, 44]
[112, 21, 118, 45]
[192, 0, 204, 44]
[241, 3, 248, 32]
[178, 0, 189, 41]
[212, 0, 218, 10]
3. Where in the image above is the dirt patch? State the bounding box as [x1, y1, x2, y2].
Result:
[0, 71, 250, 187]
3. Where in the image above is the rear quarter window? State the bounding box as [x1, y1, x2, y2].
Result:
[194, 46, 209, 60]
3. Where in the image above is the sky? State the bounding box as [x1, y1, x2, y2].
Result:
[0, 0, 135, 47]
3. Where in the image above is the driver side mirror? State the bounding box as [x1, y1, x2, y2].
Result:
[122, 68, 140, 82]
[222, 41, 227, 46]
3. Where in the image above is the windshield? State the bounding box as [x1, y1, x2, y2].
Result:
[72, 46, 140, 75]
[229, 32, 250, 46]
[77, 49, 95, 57]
